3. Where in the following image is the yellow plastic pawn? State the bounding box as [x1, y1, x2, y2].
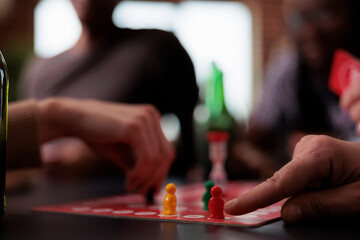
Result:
[162, 183, 177, 215]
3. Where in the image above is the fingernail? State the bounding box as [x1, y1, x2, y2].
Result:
[283, 204, 302, 224]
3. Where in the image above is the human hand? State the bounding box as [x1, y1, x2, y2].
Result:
[224, 135, 360, 223]
[341, 80, 360, 135]
[41, 138, 106, 178]
[37, 98, 175, 195]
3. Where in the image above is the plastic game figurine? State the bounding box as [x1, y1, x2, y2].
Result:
[208, 186, 225, 219]
[162, 183, 177, 215]
[202, 181, 214, 210]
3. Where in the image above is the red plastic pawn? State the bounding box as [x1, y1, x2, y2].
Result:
[208, 186, 225, 219]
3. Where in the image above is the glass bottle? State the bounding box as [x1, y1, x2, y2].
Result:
[205, 62, 235, 187]
[205, 62, 235, 132]
[0, 51, 9, 218]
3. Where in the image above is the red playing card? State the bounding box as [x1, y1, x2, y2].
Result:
[329, 49, 360, 96]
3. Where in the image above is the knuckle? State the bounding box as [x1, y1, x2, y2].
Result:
[301, 135, 333, 155]
[137, 112, 149, 124]
[307, 135, 335, 160]
[266, 162, 300, 196]
[293, 135, 336, 175]
[40, 97, 63, 114]
[293, 135, 317, 155]
[266, 171, 287, 196]
[142, 104, 155, 114]
[297, 135, 317, 146]
[295, 135, 340, 182]
[144, 104, 157, 112]
[309, 135, 331, 148]
[142, 104, 161, 119]
[128, 119, 142, 133]
[266, 171, 280, 186]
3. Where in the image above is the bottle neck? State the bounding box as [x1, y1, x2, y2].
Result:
[209, 66, 228, 117]
[214, 74, 227, 112]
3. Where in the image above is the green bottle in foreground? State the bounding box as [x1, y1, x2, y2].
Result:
[0, 51, 9, 218]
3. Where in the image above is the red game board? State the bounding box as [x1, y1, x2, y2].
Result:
[33, 181, 284, 227]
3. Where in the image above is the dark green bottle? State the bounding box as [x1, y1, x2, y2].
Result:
[205, 62, 235, 187]
[205, 62, 235, 132]
[0, 51, 9, 218]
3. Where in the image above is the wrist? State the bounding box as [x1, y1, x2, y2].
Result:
[37, 97, 74, 143]
[7, 99, 42, 168]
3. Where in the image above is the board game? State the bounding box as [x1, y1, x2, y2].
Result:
[33, 181, 284, 228]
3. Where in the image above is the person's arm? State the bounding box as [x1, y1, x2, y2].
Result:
[224, 135, 360, 223]
[8, 98, 175, 194]
[7, 100, 41, 169]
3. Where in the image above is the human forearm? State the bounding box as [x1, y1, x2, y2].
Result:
[7, 99, 41, 169]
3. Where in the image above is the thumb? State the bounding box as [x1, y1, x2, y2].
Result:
[281, 182, 360, 223]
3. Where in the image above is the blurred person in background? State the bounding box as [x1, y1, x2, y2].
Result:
[19, 0, 198, 178]
[229, 0, 360, 179]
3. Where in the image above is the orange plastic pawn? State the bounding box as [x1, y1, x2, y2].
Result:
[162, 183, 177, 215]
